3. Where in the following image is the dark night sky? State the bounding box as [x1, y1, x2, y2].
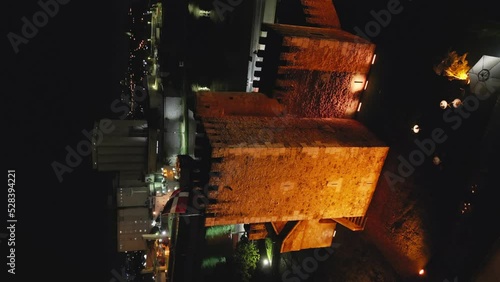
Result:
[334, 1, 500, 280]
[4, 0, 132, 280]
[3, 0, 499, 281]
[334, 0, 499, 279]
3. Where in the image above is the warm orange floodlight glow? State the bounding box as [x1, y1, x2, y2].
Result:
[451, 98, 462, 108]
[351, 74, 366, 92]
[419, 269, 425, 275]
[433, 156, 441, 165]
[440, 100, 449, 109]
[434, 51, 470, 81]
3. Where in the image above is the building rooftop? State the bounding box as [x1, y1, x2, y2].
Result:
[264, 23, 372, 45]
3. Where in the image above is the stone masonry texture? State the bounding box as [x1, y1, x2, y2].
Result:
[258, 24, 375, 118]
[202, 116, 389, 226]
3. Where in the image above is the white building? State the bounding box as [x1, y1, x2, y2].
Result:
[91, 119, 149, 172]
[117, 207, 150, 252]
[117, 187, 150, 207]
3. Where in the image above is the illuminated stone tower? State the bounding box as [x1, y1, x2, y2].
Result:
[198, 114, 388, 227]
[193, 92, 389, 251]
[192, 0, 384, 254]
[256, 24, 375, 118]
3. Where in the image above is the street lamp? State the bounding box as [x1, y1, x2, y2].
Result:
[411, 124, 421, 134]
[440, 100, 448, 109]
[440, 99, 462, 109]
[451, 98, 462, 108]
[433, 156, 442, 165]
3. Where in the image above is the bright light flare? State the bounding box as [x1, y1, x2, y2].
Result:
[433, 156, 441, 165]
[263, 259, 269, 266]
[371, 54, 376, 65]
[451, 98, 462, 108]
[419, 269, 425, 275]
[351, 74, 366, 92]
[191, 84, 210, 92]
[188, 3, 212, 19]
[434, 51, 470, 81]
[440, 100, 449, 109]
[411, 125, 420, 134]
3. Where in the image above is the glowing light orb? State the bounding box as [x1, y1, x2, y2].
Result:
[452, 98, 462, 108]
[419, 269, 425, 275]
[433, 156, 441, 165]
[440, 100, 449, 109]
[412, 125, 421, 133]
